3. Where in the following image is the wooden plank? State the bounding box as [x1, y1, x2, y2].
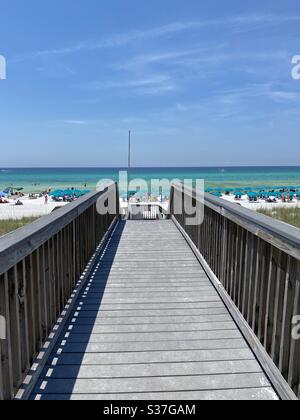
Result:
[86, 302, 225, 310]
[90, 297, 221, 304]
[47, 348, 255, 366]
[84, 291, 219, 299]
[41, 360, 262, 379]
[88, 281, 211, 287]
[83, 286, 214, 292]
[72, 308, 229, 317]
[31, 387, 278, 400]
[33, 373, 271, 394]
[53, 338, 248, 354]
[64, 321, 236, 334]
[59, 330, 242, 343]
[69, 314, 232, 324]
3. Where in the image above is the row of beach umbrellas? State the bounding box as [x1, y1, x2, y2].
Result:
[50, 189, 91, 198]
[207, 187, 300, 199]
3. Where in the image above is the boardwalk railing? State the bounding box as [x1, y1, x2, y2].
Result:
[0, 183, 119, 400]
[128, 204, 167, 220]
[170, 182, 300, 400]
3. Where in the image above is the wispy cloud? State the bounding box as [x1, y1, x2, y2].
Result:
[62, 119, 88, 125]
[114, 48, 211, 70]
[76, 74, 177, 95]
[12, 14, 300, 62]
[216, 84, 300, 103]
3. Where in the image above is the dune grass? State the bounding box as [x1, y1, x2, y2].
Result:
[0, 217, 38, 236]
[258, 207, 300, 229]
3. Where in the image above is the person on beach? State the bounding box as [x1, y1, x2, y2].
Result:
[45, 194, 49, 205]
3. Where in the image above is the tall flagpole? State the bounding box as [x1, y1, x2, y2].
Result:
[127, 130, 131, 200]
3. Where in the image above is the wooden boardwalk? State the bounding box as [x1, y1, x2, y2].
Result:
[30, 220, 278, 400]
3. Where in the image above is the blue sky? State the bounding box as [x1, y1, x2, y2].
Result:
[0, 0, 300, 167]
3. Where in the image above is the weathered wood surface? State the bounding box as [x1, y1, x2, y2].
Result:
[29, 221, 278, 400]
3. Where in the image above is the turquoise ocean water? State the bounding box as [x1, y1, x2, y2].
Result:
[1, 167, 300, 197]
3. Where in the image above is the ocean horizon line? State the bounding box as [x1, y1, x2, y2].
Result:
[1, 165, 300, 170]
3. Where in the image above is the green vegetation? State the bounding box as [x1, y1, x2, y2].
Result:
[258, 207, 300, 229]
[0, 217, 38, 236]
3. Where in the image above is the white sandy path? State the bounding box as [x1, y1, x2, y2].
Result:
[0, 196, 68, 220]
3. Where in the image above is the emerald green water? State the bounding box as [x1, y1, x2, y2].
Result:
[1, 167, 300, 196]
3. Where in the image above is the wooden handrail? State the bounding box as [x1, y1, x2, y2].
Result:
[0, 183, 119, 400]
[170, 182, 300, 400]
[172, 182, 300, 259]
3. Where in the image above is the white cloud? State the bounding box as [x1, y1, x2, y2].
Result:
[12, 15, 300, 62]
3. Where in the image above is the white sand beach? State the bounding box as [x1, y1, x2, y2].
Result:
[0, 193, 299, 221]
[0, 196, 67, 220]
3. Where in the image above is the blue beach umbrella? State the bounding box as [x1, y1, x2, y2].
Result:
[3, 188, 13, 195]
[128, 190, 137, 198]
[75, 190, 90, 197]
[62, 190, 75, 197]
[211, 191, 222, 197]
[248, 192, 259, 201]
[50, 190, 64, 197]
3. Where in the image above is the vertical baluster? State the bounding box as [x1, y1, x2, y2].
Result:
[251, 238, 261, 333]
[287, 261, 300, 396]
[0, 273, 14, 399]
[263, 247, 275, 353]
[32, 248, 42, 349]
[279, 256, 293, 380]
[8, 266, 22, 390]
[24, 255, 36, 362]
[271, 251, 286, 365]
[257, 242, 269, 342]
[40, 244, 49, 340]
